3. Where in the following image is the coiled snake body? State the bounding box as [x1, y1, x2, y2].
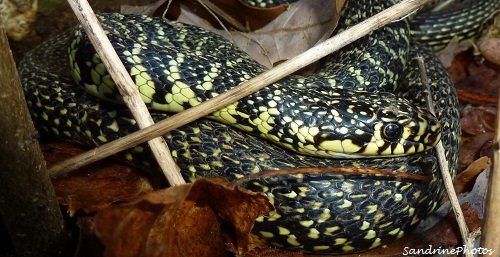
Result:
[19, 0, 499, 253]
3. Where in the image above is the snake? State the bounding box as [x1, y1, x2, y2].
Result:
[18, 0, 499, 253]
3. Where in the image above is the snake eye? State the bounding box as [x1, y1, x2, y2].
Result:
[382, 123, 401, 140]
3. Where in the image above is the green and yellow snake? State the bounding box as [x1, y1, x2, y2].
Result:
[19, 0, 499, 253]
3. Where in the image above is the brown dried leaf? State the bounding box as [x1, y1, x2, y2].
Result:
[479, 38, 500, 65]
[454, 156, 490, 194]
[449, 52, 500, 105]
[178, 0, 342, 68]
[75, 216, 105, 257]
[180, 0, 291, 31]
[478, 13, 500, 65]
[459, 132, 494, 169]
[438, 13, 500, 67]
[94, 177, 273, 257]
[43, 143, 156, 216]
[228, 0, 342, 68]
[445, 13, 500, 105]
[460, 105, 496, 135]
[459, 105, 496, 168]
[437, 37, 475, 68]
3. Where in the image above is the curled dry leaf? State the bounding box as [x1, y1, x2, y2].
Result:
[460, 105, 496, 135]
[449, 53, 499, 105]
[177, 0, 290, 31]
[458, 106, 496, 169]
[479, 38, 500, 65]
[437, 37, 476, 68]
[224, 0, 342, 68]
[120, 0, 166, 16]
[453, 156, 490, 195]
[94, 177, 273, 257]
[43, 143, 156, 216]
[478, 12, 500, 65]
[445, 14, 500, 105]
[75, 216, 105, 257]
[459, 132, 494, 169]
[177, 0, 342, 68]
[455, 166, 491, 220]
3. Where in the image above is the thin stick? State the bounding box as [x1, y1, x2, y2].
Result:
[416, 57, 473, 256]
[49, 0, 435, 176]
[67, 0, 185, 185]
[481, 69, 500, 255]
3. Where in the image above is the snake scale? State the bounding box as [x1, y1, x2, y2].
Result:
[19, 0, 499, 253]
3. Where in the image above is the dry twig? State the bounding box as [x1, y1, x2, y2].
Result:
[416, 57, 473, 256]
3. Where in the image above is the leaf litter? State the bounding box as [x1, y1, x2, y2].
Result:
[94, 177, 273, 257]
[45, 142, 158, 216]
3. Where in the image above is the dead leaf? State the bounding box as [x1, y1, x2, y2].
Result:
[479, 38, 500, 65]
[227, 0, 341, 68]
[178, 0, 291, 31]
[454, 156, 490, 194]
[456, 168, 491, 220]
[478, 12, 500, 65]
[43, 143, 157, 216]
[75, 216, 105, 257]
[178, 0, 342, 68]
[437, 37, 476, 68]
[460, 105, 496, 135]
[225, 234, 304, 257]
[94, 177, 273, 257]
[448, 52, 500, 105]
[459, 132, 494, 169]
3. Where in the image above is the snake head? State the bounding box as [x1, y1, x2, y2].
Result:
[309, 91, 442, 158]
